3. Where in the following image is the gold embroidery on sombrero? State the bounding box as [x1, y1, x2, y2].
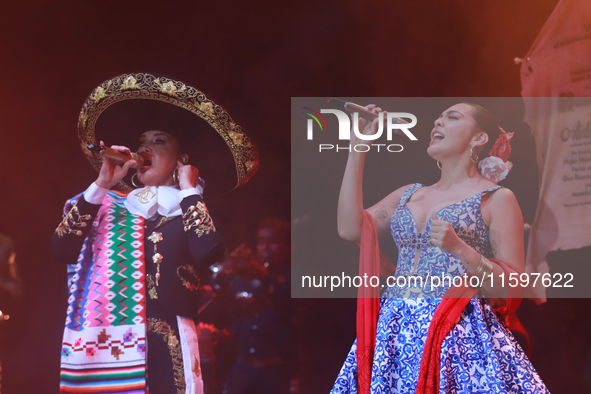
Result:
[228, 129, 246, 146]
[121, 75, 139, 90]
[155, 79, 187, 96]
[91, 86, 107, 103]
[196, 101, 215, 117]
[77, 72, 259, 192]
[246, 160, 256, 171]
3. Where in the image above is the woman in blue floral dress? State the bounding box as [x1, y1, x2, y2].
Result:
[333, 103, 549, 393]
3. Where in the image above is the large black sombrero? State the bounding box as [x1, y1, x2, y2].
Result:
[78, 73, 259, 194]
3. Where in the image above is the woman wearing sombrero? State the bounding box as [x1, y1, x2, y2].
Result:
[52, 73, 259, 394]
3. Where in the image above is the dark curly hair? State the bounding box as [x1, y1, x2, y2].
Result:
[462, 103, 501, 162]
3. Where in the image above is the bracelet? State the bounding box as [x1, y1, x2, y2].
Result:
[471, 255, 494, 281]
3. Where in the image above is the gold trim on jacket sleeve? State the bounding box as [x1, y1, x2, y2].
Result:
[182, 201, 216, 237]
[55, 201, 93, 237]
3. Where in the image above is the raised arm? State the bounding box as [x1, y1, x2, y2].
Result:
[337, 105, 410, 241]
[337, 148, 367, 242]
[52, 143, 137, 264]
[337, 105, 382, 241]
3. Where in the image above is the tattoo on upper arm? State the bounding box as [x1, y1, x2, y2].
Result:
[375, 205, 389, 221]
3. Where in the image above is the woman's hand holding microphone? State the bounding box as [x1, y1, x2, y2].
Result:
[351, 104, 387, 149]
[95, 141, 137, 189]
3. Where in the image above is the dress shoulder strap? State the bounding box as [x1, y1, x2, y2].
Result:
[396, 183, 424, 209]
[481, 185, 503, 197]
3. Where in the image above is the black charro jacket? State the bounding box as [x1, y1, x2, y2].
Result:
[52, 190, 224, 320]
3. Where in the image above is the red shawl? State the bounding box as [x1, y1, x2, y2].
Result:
[356, 211, 383, 393]
[356, 210, 523, 394]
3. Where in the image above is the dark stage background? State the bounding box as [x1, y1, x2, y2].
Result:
[2, 1, 587, 393]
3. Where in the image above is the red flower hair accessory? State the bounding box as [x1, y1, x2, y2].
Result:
[478, 127, 514, 183]
[488, 127, 514, 162]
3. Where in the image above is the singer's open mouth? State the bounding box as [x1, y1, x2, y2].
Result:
[140, 154, 152, 168]
[138, 160, 152, 172]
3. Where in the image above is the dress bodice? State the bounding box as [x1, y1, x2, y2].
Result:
[386, 183, 501, 298]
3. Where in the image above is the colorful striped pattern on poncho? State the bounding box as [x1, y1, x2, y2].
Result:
[60, 191, 147, 393]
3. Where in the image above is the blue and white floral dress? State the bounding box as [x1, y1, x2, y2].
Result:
[332, 183, 549, 394]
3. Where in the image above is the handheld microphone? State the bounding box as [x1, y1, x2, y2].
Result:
[88, 144, 145, 168]
[328, 98, 409, 124]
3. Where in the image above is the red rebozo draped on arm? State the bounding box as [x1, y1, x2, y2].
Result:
[415, 259, 523, 394]
[356, 211, 395, 394]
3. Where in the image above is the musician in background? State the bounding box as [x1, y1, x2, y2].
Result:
[222, 217, 297, 394]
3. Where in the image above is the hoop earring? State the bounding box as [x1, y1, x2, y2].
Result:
[131, 173, 141, 188]
[469, 146, 479, 163]
[173, 169, 179, 185]
[437, 161, 442, 170]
